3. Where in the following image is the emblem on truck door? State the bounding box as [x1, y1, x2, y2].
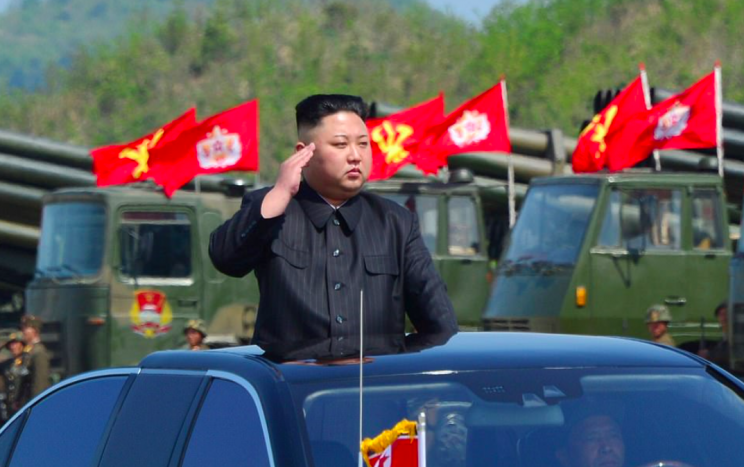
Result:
[130, 290, 173, 338]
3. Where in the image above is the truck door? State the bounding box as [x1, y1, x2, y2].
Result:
[109, 210, 200, 366]
[441, 195, 489, 327]
[590, 188, 686, 337]
[683, 188, 729, 344]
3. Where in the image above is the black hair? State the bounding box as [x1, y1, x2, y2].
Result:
[295, 94, 369, 134]
[714, 301, 728, 317]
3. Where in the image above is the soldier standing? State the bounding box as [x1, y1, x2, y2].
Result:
[20, 315, 51, 398]
[183, 319, 209, 351]
[0, 333, 31, 422]
[645, 304, 676, 346]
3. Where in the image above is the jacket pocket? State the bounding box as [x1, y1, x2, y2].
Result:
[364, 255, 399, 276]
[270, 241, 310, 269]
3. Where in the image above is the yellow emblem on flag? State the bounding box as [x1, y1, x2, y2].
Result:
[372, 121, 415, 164]
[580, 105, 618, 159]
[118, 129, 165, 179]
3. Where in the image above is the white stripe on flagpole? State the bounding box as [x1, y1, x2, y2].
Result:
[715, 63, 724, 178]
[640, 64, 661, 171]
[502, 79, 516, 229]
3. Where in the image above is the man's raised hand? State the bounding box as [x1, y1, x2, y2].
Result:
[261, 143, 315, 218]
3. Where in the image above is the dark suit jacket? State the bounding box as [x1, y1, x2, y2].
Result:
[209, 182, 458, 345]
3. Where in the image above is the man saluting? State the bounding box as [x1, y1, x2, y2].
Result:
[209, 94, 457, 346]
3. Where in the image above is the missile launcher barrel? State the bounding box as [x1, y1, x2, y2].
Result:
[0, 129, 92, 170]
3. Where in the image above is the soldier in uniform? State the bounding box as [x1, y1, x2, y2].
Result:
[0, 333, 31, 422]
[183, 319, 209, 351]
[20, 315, 51, 398]
[645, 304, 676, 346]
[700, 301, 730, 370]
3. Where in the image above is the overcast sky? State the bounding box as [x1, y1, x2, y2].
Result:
[425, 0, 502, 24]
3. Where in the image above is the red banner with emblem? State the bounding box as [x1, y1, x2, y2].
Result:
[152, 100, 260, 197]
[571, 76, 647, 173]
[91, 108, 197, 187]
[367, 95, 444, 180]
[604, 71, 718, 171]
[423, 82, 511, 169]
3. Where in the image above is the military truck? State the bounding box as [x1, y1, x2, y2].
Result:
[484, 172, 732, 350]
[24, 182, 260, 380]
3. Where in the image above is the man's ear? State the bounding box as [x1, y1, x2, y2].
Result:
[296, 142, 306, 152]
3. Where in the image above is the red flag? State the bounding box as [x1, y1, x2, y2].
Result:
[361, 419, 419, 467]
[367, 95, 444, 180]
[605, 71, 717, 171]
[367, 435, 418, 467]
[152, 100, 260, 197]
[572, 76, 647, 173]
[91, 108, 197, 186]
[424, 82, 511, 169]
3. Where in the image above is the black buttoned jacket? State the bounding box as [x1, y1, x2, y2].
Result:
[208, 183, 458, 345]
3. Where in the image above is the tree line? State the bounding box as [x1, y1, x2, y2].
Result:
[0, 0, 741, 179]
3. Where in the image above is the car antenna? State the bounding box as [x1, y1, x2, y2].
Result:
[358, 289, 365, 467]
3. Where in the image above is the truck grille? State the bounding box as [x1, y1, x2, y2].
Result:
[482, 318, 531, 332]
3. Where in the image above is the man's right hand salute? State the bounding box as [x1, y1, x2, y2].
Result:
[261, 142, 315, 219]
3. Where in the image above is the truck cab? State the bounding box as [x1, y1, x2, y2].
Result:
[25, 184, 259, 380]
[366, 176, 492, 328]
[485, 172, 731, 348]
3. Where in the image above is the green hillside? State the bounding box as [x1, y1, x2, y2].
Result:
[0, 0, 742, 179]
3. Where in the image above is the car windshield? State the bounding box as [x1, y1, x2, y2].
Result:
[36, 202, 106, 278]
[502, 184, 598, 270]
[294, 366, 744, 467]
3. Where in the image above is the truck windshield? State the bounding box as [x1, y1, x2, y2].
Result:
[36, 202, 106, 278]
[383, 194, 439, 253]
[503, 184, 598, 268]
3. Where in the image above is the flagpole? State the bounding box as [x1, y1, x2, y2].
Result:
[501, 78, 516, 229]
[639, 63, 661, 171]
[418, 411, 427, 467]
[358, 289, 364, 467]
[715, 61, 724, 178]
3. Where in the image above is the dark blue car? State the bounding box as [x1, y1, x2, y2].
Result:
[0, 332, 743, 467]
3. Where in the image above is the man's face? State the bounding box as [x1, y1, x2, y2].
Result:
[21, 326, 37, 344]
[185, 329, 203, 347]
[8, 341, 23, 358]
[300, 111, 372, 203]
[647, 321, 668, 339]
[559, 415, 625, 467]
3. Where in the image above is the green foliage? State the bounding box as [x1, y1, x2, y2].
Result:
[1, 0, 742, 180]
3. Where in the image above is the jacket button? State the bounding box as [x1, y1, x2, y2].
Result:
[336, 315, 344, 324]
[333, 219, 341, 226]
[334, 282, 342, 290]
[332, 249, 340, 257]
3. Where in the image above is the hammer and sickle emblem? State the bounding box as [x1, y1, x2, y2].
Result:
[118, 129, 165, 179]
[580, 106, 618, 159]
[371, 121, 414, 164]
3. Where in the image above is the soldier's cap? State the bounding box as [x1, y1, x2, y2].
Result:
[4, 332, 25, 348]
[20, 315, 43, 331]
[184, 319, 207, 337]
[645, 304, 672, 323]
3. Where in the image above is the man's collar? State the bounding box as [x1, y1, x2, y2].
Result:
[297, 182, 362, 231]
